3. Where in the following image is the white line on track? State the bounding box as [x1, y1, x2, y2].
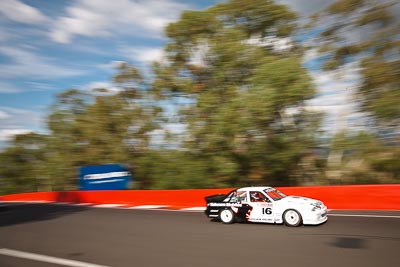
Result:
[73, 203, 93, 206]
[328, 214, 400, 219]
[92, 204, 126, 208]
[180, 207, 206, 211]
[128, 205, 169, 209]
[0, 248, 110, 267]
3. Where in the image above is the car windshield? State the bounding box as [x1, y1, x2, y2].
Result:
[264, 189, 286, 201]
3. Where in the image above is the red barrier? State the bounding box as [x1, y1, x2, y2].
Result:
[277, 185, 400, 210]
[1, 185, 399, 210]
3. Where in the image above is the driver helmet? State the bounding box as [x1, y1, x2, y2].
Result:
[251, 192, 260, 200]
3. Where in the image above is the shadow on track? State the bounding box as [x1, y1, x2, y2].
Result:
[0, 203, 87, 227]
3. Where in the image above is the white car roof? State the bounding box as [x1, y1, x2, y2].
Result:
[238, 186, 274, 191]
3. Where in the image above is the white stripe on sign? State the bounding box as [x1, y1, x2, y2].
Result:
[0, 248, 110, 267]
[329, 214, 400, 219]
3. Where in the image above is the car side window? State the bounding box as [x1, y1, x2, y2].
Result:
[223, 191, 237, 203]
[250, 191, 270, 202]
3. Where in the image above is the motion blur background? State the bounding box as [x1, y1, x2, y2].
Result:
[0, 0, 399, 194]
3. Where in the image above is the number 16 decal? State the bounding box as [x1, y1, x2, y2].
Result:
[262, 208, 272, 215]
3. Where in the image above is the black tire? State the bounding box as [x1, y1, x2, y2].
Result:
[220, 209, 235, 224]
[283, 209, 302, 227]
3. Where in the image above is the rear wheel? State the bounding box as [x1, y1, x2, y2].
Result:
[283, 209, 302, 227]
[220, 209, 235, 224]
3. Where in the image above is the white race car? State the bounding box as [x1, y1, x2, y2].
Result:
[205, 186, 328, 226]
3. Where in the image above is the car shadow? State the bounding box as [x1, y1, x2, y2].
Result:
[0, 203, 88, 227]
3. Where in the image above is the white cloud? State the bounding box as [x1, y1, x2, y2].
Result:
[0, 81, 56, 94]
[189, 42, 210, 66]
[0, 0, 49, 24]
[0, 107, 44, 143]
[0, 110, 10, 119]
[277, 0, 332, 17]
[96, 60, 127, 72]
[0, 45, 84, 80]
[120, 46, 165, 64]
[82, 81, 121, 93]
[309, 93, 353, 106]
[0, 128, 31, 142]
[50, 0, 190, 43]
[0, 81, 22, 93]
[309, 62, 361, 92]
[0, 107, 42, 123]
[0, 26, 18, 42]
[306, 60, 365, 134]
[25, 81, 55, 91]
[165, 122, 186, 133]
[245, 35, 294, 52]
[302, 48, 320, 65]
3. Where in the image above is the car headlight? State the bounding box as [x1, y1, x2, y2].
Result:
[310, 202, 322, 211]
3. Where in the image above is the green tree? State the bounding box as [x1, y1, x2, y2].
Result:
[0, 133, 50, 194]
[310, 0, 399, 124]
[152, 0, 320, 187]
[327, 131, 400, 183]
[309, 0, 400, 184]
[46, 64, 160, 190]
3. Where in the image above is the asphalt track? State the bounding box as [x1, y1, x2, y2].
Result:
[0, 204, 399, 267]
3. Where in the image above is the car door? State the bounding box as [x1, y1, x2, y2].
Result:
[246, 190, 274, 223]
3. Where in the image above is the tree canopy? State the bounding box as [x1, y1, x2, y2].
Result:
[310, 0, 400, 124]
[309, 0, 400, 184]
[152, 0, 319, 187]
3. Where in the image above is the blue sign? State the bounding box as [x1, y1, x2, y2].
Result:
[79, 164, 132, 190]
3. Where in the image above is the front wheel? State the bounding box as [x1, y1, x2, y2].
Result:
[220, 209, 235, 224]
[283, 209, 302, 227]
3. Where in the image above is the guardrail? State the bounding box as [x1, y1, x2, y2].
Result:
[1, 184, 399, 210]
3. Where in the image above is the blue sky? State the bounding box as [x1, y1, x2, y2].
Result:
[0, 0, 359, 149]
[0, 0, 222, 145]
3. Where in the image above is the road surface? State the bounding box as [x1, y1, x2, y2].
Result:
[1, 203, 399, 267]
